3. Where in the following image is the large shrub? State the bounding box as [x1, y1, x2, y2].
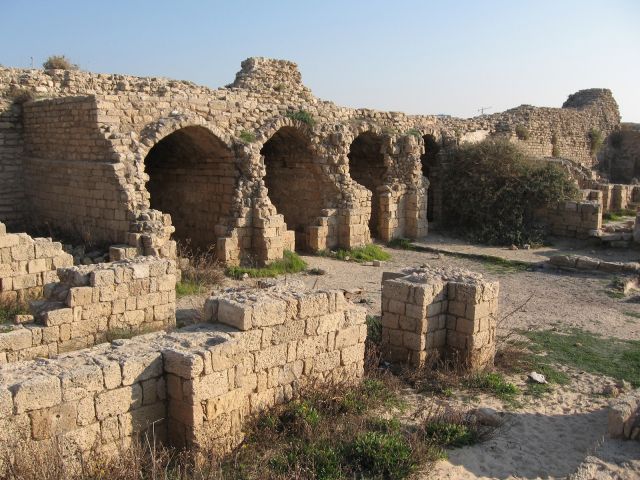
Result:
[42, 55, 78, 70]
[440, 140, 578, 245]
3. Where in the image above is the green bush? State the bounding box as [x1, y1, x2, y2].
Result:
[286, 109, 315, 126]
[42, 55, 78, 70]
[366, 315, 382, 345]
[515, 125, 530, 141]
[440, 140, 578, 245]
[589, 128, 604, 156]
[347, 431, 414, 479]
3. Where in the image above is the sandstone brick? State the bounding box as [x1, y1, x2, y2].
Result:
[13, 375, 62, 413]
[95, 384, 142, 420]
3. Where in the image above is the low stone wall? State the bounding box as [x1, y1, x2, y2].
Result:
[608, 389, 640, 440]
[0, 284, 366, 462]
[548, 255, 640, 274]
[381, 266, 499, 370]
[538, 200, 602, 238]
[0, 257, 176, 363]
[0, 222, 73, 301]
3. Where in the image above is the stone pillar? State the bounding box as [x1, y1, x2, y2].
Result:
[381, 267, 499, 370]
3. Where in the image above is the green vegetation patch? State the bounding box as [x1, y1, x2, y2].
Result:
[238, 130, 256, 143]
[387, 237, 415, 250]
[0, 299, 30, 324]
[175, 280, 205, 298]
[603, 208, 636, 222]
[320, 244, 391, 263]
[524, 328, 640, 387]
[441, 140, 578, 246]
[217, 377, 465, 479]
[286, 109, 315, 126]
[226, 250, 307, 279]
[463, 372, 520, 406]
[424, 421, 478, 448]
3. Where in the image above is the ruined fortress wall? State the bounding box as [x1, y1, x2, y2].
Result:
[0, 256, 176, 363]
[0, 221, 73, 302]
[0, 100, 25, 229]
[0, 286, 366, 459]
[21, 97, 132, 245]
[0, 60, 621, 264]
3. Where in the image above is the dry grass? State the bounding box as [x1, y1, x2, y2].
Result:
[176, 242, 225, 297]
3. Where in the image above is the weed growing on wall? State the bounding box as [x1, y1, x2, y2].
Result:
[440, 140, 578, 246]
[238, 130, 256, 143]
[589, 128, 604, 156]
[515, 125, 530, 141]
[286, 109, 315, 126]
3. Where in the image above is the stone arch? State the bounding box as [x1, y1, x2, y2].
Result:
[143, 125, 239, 251]
[421, 133, 441, 222]
[260, 123, 338, 251]
[347, 131, 387, 239]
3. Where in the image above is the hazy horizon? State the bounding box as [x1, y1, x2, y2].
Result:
[2, 0, 638, 121]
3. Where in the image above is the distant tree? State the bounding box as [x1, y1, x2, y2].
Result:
[42, 55, 78, 70]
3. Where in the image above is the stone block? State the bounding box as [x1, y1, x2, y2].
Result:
[217, 299, 253, 330]
[13, 375, 62, 413]
[95, 384, 143, 420]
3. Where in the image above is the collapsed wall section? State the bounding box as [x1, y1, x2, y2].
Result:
[0, 285, 366, 462]
[0, 257, 176, 363]
[0, 222, 73, 302]
[381, 266, 499, 370]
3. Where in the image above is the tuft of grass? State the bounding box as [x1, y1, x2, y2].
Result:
[176, 241, 224, 294]
[467, 254, 530, 274]
[523, 328, 640, 387]
[347, 431, 414, 479]
[238, 130, 256, 143]
[388, 237, 415, 250]
[366, 315, 382, 345]
[320, 244, 391, 263]
[286, 109, 315, 126]
[405, 129, 422, 138]
[463, 372, 520, 406]
[624, 311, 640, 319]
[0, 297, 31, 324]
[603, 208, 636, 222]
[424, 421, 478, 448]
[175, 280, 205, 298]
[226, 250, 307, 279]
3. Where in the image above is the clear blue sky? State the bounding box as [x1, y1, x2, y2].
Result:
[2, 1, 639, 121]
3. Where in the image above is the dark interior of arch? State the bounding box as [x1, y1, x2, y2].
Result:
[261, 126, 332, 250]
[145, 126, 237, 250]
[348, 132, 386, 238]
[421, 134, 440, 222]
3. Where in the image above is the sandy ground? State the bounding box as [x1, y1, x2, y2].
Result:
[177, 238, 640, 479]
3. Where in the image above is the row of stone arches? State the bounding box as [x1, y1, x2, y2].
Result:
[141, 123, 441, 260]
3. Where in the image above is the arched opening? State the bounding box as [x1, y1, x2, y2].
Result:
[421, 134, 441, 222]
[144, 126, 237, 250]
[348, 132, 386, 238]
[261, 126, 330, 251]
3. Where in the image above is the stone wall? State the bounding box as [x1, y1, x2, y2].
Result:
[381, 266, 499, 370]
[0, 222, 73, 302]
[0, 284, 366, 461]
[0, 257, 176, 363]
[537, 200, 602, 238]
[602, 124, 640, 183]
[0, 59, 622, 264]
